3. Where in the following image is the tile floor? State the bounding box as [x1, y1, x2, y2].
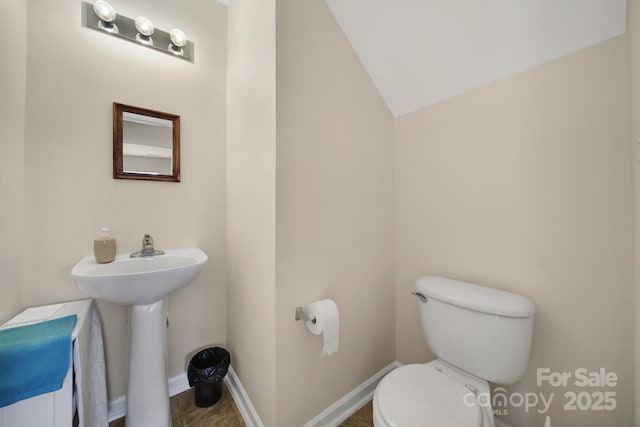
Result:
[108, 384, 374, 427]
[337, 401, 374, 427]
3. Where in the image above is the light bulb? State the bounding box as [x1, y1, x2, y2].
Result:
[135, 16, 154, 37]
[169, 29, 187, 47]
[93, 0, 116, 23]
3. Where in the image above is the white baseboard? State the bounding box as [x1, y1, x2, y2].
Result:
[107, 367, 263, 425]
[107, 396, 126, 423]
[108, 361, 401, 427]
[302, 361, 401, 427]
[107, 373, 191, 422]
[168, 373, 189, 397]
[224, 365, 265, 427]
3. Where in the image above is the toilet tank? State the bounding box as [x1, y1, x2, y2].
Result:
[415, 276, 535, 385]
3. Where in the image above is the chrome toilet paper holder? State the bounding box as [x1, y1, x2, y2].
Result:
[295, 306, 316, 324]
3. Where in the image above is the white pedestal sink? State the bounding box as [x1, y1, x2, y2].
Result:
[71, 248, 207, 427]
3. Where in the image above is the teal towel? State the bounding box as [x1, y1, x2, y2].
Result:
[0, 315, 77, 407]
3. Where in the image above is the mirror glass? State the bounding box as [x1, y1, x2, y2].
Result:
[113, 103, 180, 182]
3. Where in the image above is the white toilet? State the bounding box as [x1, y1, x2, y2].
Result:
[373, 276, 535, 427]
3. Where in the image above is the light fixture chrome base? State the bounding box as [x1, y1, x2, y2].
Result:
[81, 1, 194, 63]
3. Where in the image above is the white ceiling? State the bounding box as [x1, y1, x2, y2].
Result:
[324, 0, 626, 116]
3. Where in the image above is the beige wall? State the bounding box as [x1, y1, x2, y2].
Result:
[12, 0, 228, 400]
[274, 0, 395, 425]
[395, 36, 632, 426]
[0, 0, 26, 322]
[226, 0, 277, 425]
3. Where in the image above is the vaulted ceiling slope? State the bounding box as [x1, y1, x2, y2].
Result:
[324, 0, 626, 117]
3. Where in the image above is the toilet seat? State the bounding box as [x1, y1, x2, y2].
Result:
[374, 364, 482, 427]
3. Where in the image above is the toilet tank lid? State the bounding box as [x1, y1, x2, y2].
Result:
[415, 276, 535, 318]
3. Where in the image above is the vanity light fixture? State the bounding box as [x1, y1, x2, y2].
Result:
[134, 16, 154, 46]
[82, 1, 194, 62]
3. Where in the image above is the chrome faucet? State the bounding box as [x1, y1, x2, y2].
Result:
[130, 234, 165, 258]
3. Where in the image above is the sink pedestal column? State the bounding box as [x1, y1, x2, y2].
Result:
[126, 298, 171, 427]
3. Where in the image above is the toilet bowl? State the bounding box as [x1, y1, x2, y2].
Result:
[373, 276, 535, 427]
[373, 361, 495, 427]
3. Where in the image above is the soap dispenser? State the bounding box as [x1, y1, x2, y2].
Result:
[94, 227, 116, 263]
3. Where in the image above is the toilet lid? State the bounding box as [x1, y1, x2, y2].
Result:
[375, 364, 482, 427]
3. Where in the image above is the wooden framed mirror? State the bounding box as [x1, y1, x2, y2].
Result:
[113, 103, 181, 182]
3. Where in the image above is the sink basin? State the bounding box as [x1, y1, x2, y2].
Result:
[71, 247, 207, 427]
[71, 248, 207, 305]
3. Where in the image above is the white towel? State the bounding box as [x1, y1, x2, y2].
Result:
[73, 302, 108, 427]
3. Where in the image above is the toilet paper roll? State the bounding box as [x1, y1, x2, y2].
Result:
[305, 299, 339, 356]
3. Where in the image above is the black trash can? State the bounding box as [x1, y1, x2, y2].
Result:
[187, 347, 231, 407]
